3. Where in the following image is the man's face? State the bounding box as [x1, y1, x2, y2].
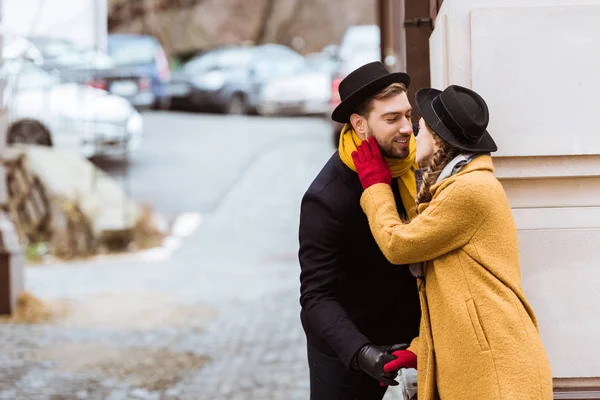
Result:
[357, 92, 413, 160]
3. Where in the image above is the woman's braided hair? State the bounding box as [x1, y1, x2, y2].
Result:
[415, 124, 462, 212]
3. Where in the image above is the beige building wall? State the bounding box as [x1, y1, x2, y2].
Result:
[428, 0, 600, 386]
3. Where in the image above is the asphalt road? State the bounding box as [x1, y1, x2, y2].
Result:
[94, 111, 335, 216]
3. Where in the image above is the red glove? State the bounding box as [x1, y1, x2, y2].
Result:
[351, 136, 392, 190]
[384, 350, 417, 373]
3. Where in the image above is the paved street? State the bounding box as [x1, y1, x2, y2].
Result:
[0, 111, 407, 399]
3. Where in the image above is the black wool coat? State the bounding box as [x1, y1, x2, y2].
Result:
[298, 152, 421, 368]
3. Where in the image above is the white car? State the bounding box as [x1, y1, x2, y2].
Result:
[2, 35, 44, 64]
[258, 69, 332, 116]
[2, 59, 143, 158]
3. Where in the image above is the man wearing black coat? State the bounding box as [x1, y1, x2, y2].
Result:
[298, 62, 421, 399]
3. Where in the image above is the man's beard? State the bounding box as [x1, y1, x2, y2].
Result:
[367, 124, 409, 160]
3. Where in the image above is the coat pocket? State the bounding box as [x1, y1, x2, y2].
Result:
[466, 298, 491, 352]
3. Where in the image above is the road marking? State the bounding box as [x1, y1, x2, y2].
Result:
[139, 213, 202, 262]
[171, 212, 203, 238]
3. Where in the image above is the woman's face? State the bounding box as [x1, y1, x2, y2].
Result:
[416, 118, 439, 167]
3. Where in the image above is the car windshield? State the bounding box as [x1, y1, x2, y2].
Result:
[2, 37, 44, 63]
[338, 50, 380, 76]
[339, 25, 380, 62]
[0, 60, 60, 91]
[305, 53, 338, 74]
[69, 48, 116, 69]
[249, 45, 305, 79]
[108, 37, 156, 65]
[27, 37, 115, 69]
[184, 47, 253, 73]
[31, 38, 79, 60]
[254, 45, 303, 62]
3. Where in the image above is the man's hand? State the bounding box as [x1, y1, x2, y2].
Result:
[381, 343, 410, 353]
[351, 136, 392, 190]
[354, 344, 399, 386]
[377, 343, 410, 387]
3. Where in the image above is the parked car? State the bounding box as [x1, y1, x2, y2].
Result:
[257, 46, 341, 117]
[169, 45, 253, 113]
[258, 67, 333, 117]
[107, 34, 171, 109]
[2, 35, 44, 64]
[27, 36, 114, 70]
[28, 36, 155, 110]
[1, 59, 143, 159]
[169, 44, 305, 114]
[329, 25, 381, 146]
[246, 44, 307, 112]
[304, 47, 340, 76]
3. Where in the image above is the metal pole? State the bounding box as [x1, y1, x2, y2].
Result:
[0, 0, 26, 316]
[377, 0, 388, 67]
[0, 0, 8, 208]
[392, 0, 406, 72]
[404, 0, 434, 120]
[0, 0, 6, 174]
[377, 0, 406, 73]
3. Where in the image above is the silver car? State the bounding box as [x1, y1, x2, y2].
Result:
[2, 59, 143, 158]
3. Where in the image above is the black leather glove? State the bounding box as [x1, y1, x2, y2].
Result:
[381, 343, 410, 353]
[353, 344, 400, 386]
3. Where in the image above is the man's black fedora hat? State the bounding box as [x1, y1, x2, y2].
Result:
[331, 61, 411, 123]
[415, 85, 497, 152]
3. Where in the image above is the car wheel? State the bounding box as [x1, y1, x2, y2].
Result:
[226, 94, 247, 115]
[7, 119, 53, 146]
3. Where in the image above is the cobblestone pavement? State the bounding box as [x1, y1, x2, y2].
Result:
[0, 291, 406, 399]
[0, 115, 408, 399]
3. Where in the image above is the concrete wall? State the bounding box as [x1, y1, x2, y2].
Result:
[2, 0, 107, 49]
[429, 0, 600, 381]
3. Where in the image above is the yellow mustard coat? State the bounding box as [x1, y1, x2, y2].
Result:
[360, 156, 553, 400]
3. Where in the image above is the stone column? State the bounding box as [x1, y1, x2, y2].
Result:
[428, 0, 600, 395]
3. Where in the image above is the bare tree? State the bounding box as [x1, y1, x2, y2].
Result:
[108, 0, 376, 57]
[254, 0, 277, 44]
[273, 0, 306, 46]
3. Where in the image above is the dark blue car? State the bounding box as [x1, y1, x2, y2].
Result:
[107, 34, 172, 109]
